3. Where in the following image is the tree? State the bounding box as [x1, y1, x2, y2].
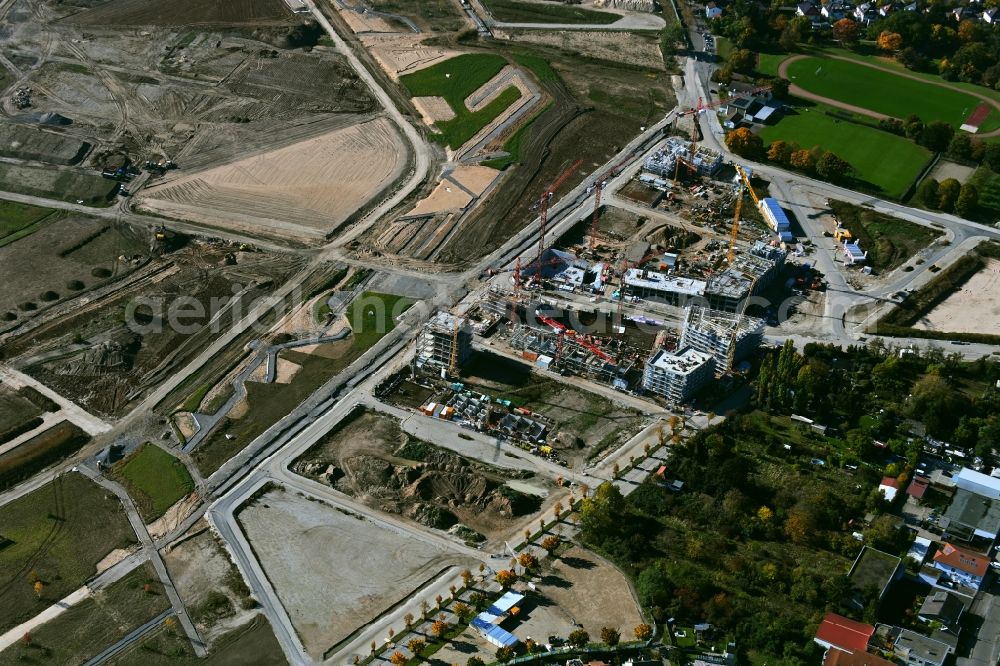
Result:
[769, 77, 791, 99]
[404, 612, 414, 629]
[435, 594, 443, 607]
[33, 580, 43, 597]
[431, 620, 449, 639]
[957, 18, 980, 42]
[496, 646, 516, 663]
[920, 120, 954, 152]
[518, 552, 539, 572]
[601, 627, 621, 647]
[947, 133, 974, 161]
[568, 629, 590, 647]
[918, 178, 939, 208]
[496, 569, 517, 588]
[454, 602, 473, 622]
[728, 48, 756, 74]
[725, 128, 764, 159]
[757, 505, 774, 522]
[461, 569, 473, 587]
[937, 178, 961, 212]
[986, 143, 1000, 172]
[470, 592, 488, 609]
[420, 599, 429, 617]
[468, 658, 486, 666]
[789, 149, 815, 172]
[896, 46, 926, 71]
[541, 535, 561, 554]
[832, 18, 859, 44]
[553, 500, 563, 518]
[956, 183, 979, 218]
[634, 623, 653, 641]
[407, 638, 426, 655]
[877, 31, 903, 51]
[390, 652, 408, 666]
[767, 140, 794, 164]
[22, 632, 31, 645]
[904, 114, 924, 140]
[816, 152, 853, 183]
[784, 508, 816, 544]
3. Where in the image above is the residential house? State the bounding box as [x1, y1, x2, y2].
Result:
[951, 6, 969, 21]
[814, 613, 875, 653]
[823, 648, 896, 666]
[985, 7, 998, 23]
[878, 476, 900, 502]
[904, 1, 918, 10]
[917, 589, 967, 630]
[941, 487, 1000, 540]
[932, 542, 989, 590]
[706, 2, 723, 18]
[877, 3, 895, 16]
[797, 1, 821, 16]
[892, 628, 953, 666]
[821, 2, 849, 19]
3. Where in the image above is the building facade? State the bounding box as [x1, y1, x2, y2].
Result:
[642, 347, 714, 403]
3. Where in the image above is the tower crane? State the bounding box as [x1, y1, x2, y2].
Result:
[728, 164, 759, 264]
[588, 156, 632, 253]
[537, 159, 583, 261]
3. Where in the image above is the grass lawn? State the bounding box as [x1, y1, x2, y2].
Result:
[968, 166, 1000, 222]
[0, 563, 170, 666]
[109, 444, 194, 523]
[759, 105, 932, 198]
[400, 53, 522, 149]
[482, 0, 619, 24]
[192, 292, 414, 476]
[0, 201, 57, 248]
[828, 200, 942, 272]
[107, 614, 285, 665]
[785, 57, 981, 127]
[755, 51, 787, 78]
[0, 472, 137, 634]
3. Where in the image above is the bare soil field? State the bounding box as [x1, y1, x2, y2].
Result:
[359, 33, 460, 80]
[237, 485, 473, 659]
[291, 408, 545, 541]
[501, 29, 665, 70]
[1, 242, 302, 418]
[66, 0, 296, 27]
[412, 95, 456, 125]
[433, 546, 643, 664]
[0, 163, 117, 206]
[404, 165, 499, 216]
[0, 122, 92, 165]
[927, 159, 976, 185]
[138, 117, 406, 240]
[163, 520, 258, 640]
[912, 257, 1000, 333]
[0, 216, 148, 332]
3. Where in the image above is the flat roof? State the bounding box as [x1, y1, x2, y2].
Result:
[648, 347, 713, 375]
[894, 628, 951, 663]
[760, 197, 791, 228]
[755, 106, 778, 121]
[849, 546, 900, 596]
[624, 269, 706, 296]
[844, 242, 866, 258]
[955, 467, 1000, 498]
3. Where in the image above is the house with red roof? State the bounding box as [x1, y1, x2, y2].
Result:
[932, 542, 989, 590]
[814, 613, 875, 654]
[823, 647, 896, 666]
[878, 476, 900, 502]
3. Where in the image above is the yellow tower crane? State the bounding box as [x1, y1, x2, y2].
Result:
[449, 316, 460, 376]
[727, 164, 759, 264]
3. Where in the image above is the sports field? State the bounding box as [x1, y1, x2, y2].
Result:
[400, 53, 521, 148]
[785, 57, 983, 127]
[760, 106, 932, 198]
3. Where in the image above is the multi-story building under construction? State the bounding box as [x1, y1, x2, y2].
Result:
[680, 306, 764, 374]
[415, 311, 473, 373]
[642, 347, 714, 404]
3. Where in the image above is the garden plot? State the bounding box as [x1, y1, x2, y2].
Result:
[137, 117, 407, 240]
[237, 486, 474, 659]
[912, 258, 1000, 334]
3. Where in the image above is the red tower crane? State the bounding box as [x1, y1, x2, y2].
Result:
[537, 159, 583, 261]
[588, 156, 632, 253]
